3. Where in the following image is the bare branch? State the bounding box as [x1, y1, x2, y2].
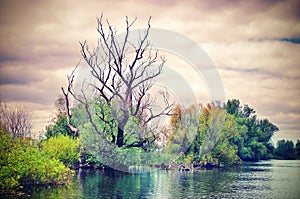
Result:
[65, 15, 171, 148]
[0, 102, 32, 138]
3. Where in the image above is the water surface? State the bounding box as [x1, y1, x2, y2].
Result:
[18, 160, 300, 198]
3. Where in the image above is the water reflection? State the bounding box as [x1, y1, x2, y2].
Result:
[17, 160, 300, 199]
[78, 169, 153, 198]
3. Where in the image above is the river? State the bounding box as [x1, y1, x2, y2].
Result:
[16, 160, 300, 198]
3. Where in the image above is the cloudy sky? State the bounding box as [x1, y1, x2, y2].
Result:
[0, 0, 299, 143]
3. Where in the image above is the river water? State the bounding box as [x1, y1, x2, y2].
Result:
[18, 160, 300, 198]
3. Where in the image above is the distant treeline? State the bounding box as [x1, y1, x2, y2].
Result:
[273, 139, 300, 160]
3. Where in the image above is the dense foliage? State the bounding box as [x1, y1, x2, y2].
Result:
[40, 135, 81, 167]
[297, 140, 300, 158]
[23, 97, 282, 175]
[73, 101, 160, 169]
[45, 112, 74, 138]
[225, 99, 279, 161]
[164, 99, 279, 166]
[274, 139, 300, 160]
[166, 103, 240, 167]
[0, 126, 77, 194]
[56, 98, 279, 169]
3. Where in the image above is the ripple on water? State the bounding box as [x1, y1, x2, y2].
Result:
[16, 160, 300, 199]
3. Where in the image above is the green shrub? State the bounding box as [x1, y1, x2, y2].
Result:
[41, 135, 81, 167]
[0, 133, 22, 192]
[0, 132, 73, 194]
[212, 141, 241, 166]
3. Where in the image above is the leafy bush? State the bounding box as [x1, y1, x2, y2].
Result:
[0, 131, 73, 194]
[212, 141, 241, 166]
[40, 135, 81, 167]
[45, 113, 73, 138]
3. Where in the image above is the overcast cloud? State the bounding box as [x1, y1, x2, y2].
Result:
[0, 0, 299, 142]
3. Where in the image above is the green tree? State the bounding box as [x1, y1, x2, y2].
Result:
[212, 141, 240, 166]
[45, 96, 80, 138]
[226, 99, 278, 161]
[257, 119, 279, 143]
[193, 104, 226, 160]
[167, 104, 201, 158]
[296, 140, 300, 159]
[45, 113, 73, 138]
[225, 99, 240, 115]
[275, 139, 296, 160]
[77, 100, 158, 168]
[167, 103, 241, 166]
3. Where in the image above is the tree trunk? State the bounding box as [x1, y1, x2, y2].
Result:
[117, 126, 124, 147]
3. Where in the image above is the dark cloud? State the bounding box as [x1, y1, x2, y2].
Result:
[0, 84, 57, 105]
[281, 38, 300, 44]
[249, 37, 300, 44]
[0, 66, 43, 85]
[222, 66, 260, 73]
[0, 54, 23, 63]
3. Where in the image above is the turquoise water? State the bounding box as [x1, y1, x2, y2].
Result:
[15, 160, 300, 198]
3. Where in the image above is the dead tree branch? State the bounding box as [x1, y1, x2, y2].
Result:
[64, 15, 173, 148]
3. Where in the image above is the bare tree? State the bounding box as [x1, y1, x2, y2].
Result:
[52, 95, 79, 137]
[0, 101, 32, 138]
[63, 15, 173, 148]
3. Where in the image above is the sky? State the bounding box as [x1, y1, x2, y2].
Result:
[0, 0, 299, 143]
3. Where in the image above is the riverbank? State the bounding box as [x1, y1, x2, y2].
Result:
[78, 160, 238, 173]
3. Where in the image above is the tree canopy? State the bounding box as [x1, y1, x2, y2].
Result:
[274, 139, 299, 160]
